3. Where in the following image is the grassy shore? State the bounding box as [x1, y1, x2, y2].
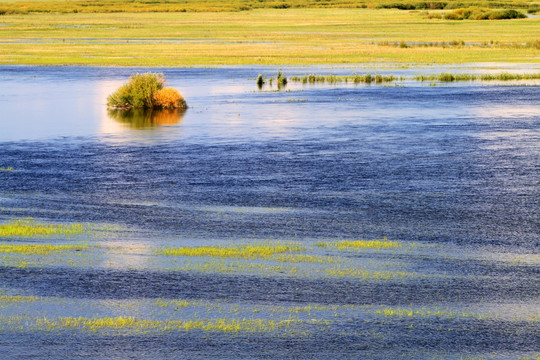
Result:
[0, 8, 538, 66]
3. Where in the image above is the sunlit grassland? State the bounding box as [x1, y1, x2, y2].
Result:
[0, 9, 538, 65]
[0, 219, 86, 238]
[0, 0, 536, 13]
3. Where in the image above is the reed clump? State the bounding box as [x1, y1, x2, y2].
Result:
[107, 73, 187, 110]
[0, 219, 86, 238]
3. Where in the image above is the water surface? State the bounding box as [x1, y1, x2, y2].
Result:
[0, 65, 539, 359]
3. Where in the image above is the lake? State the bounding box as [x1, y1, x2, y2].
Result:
[0, 65, 538, 359]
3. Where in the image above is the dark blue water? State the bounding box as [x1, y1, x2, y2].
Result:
[0, 66, 538, 359]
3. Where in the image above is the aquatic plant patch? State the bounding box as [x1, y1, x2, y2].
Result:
[107, 73, 187, 110]
[156, 244, 305, 259]
[317, 238, 401, 250]
[0, 315, 305, 334]
[0, 219, 86, 238]
[0, 244, 88, 255]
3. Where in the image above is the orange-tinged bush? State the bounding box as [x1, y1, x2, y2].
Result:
[153, 87, 187, 109]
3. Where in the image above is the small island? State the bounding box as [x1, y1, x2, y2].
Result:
[107, 73, 187, 110]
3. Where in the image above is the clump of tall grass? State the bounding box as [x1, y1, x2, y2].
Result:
[277, 71, 288, 86]
[0, 219, 85, 238]
[107, 73, 187, 110]
[256, 74, 265, 87]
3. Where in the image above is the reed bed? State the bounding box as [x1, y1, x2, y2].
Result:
[289, 73, 397, 84]
[414, 72, 540, 81]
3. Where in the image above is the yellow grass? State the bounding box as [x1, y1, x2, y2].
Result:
[317, 237, 401, 250]
[3, 316, 301, 333]
[0, 219, 86, 238]
[0, 244, 88, 255]
[157, 244, 304, 259]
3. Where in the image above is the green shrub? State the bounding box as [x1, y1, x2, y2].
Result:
[107, 73, 186, 110]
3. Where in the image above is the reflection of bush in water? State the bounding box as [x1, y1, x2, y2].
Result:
[108, 108, 186, 128]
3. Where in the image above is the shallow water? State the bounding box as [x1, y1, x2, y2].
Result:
[0, 65, 539, 359]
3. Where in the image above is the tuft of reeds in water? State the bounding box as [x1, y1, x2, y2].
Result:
[256, 73, 265, 88]
[107, 73, 186, 110]
[0, 219, 86, 238]
[277, 71, 288, 86]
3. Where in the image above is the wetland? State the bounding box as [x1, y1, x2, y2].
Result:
[0, 65, 539, 359]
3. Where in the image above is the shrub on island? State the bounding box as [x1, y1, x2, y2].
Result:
[107, 73, 187, 110]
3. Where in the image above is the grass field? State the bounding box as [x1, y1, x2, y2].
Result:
[0, 8, 538, 65]
[0, 0, 537, 14]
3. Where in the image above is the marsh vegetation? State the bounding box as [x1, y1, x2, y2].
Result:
[107, 73, 186, 110]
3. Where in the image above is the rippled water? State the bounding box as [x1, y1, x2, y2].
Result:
[0, 66, 539, 359]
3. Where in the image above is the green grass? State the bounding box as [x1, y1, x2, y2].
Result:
[0, 9, 538, 65]
[0, 219, 86, 238]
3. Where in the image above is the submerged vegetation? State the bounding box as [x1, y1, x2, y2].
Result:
[107, 73, 187, 110]
[0, 219, 85, 238]
[317, 238, 401, 250]
[156, 244, 304, 259]
[0, 315, 301, 334]
[0, 244, 88, 255]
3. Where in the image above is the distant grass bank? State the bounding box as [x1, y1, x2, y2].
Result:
[0, 9, 538, 66]
[0, 0, 537, 14]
